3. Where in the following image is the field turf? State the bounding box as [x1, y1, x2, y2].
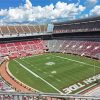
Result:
[8, 53, 100, 93]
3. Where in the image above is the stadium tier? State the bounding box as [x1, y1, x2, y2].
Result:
[0, 39, 100, 59]
[0, 25, 48, 37]
[53, 16, 100, 33]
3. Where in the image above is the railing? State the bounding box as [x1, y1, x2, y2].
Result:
[53, 28, 100, 34]
[0, 92, 99, 100]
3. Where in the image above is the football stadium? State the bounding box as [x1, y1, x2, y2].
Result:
[0, 0, 100, 100]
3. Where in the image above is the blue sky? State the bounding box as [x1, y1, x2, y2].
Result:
[0, 0, 77, 8]
[0, 0, 100, 24]
[0, 0, 99, 8]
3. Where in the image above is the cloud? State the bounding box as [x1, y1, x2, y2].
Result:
[87, 0, 97, 4]
[0, 0, 86, 24]
[80, 5, 100, 19]
[25, 0, 32, 9]
[90, 5, 100, 16]
[85, 0, 98, 7]
[0, 9, 8, 16]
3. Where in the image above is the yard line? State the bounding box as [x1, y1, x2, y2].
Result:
[14, 59, 63, 94]
[55, 55, 100, 69]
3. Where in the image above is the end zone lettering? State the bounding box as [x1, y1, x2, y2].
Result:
[63, 83, 85, 94]
[63, 74, 100, 94]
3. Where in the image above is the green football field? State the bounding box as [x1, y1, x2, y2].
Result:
[8, 53, 100, 94]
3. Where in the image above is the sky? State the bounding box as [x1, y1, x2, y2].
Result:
[0, 0, 100, 25]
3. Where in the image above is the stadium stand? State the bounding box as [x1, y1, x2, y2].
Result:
[47, 40, 100, 59]
[1, 38, 98, 60]
[0, 40, 45, 58]
[0, 77, 14, 92]
[0, 53, 4, 65]
[15, 26, 25, 34]
[53, 16, 100, 33]
[84, 86, 100, 96]
[0, 58, 4, 65]
[0, 26, 10, 36]
[0, 25, 48, 38]
[8, 26, 18, 36]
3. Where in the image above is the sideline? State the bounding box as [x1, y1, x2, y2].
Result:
[55, 55, 100, 69]
[14, 59, 63, 94]
[6, 62, 38, 92]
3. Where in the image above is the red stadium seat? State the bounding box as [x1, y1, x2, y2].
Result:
[0, 40, 45, 58]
